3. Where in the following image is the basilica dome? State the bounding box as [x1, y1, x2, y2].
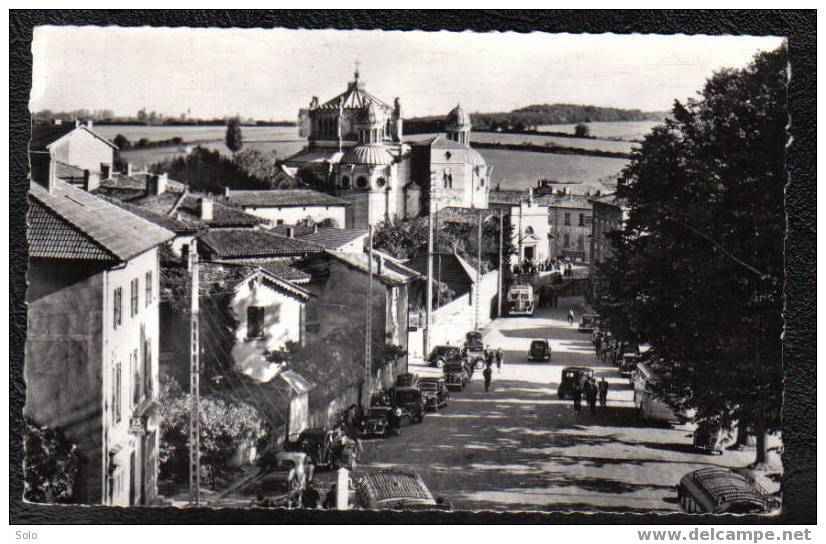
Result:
[341, 144, 395, 166]
[446, 103, 472, 129]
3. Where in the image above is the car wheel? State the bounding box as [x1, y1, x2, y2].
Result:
[435, 359, 444, 369]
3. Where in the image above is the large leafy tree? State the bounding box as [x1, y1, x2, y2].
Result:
[24, 418, 79, 503]
[596, 46, 786, 465]
[225, 117, 244, 153]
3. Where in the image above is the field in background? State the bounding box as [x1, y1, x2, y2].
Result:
[105, 123, 633, 192]
[537, 120, 661, 141]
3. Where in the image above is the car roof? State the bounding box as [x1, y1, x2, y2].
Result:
[680, 467, 768, 508]
[562, 366, 593, 372]
[531, 338, 549, 343]
[419, 377, 443, 382]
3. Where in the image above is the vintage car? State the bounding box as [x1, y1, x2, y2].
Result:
[353, 469, 450, 511]
[677, 467, 777, 514]
[284, 428, 335, 467]
[527, 338, 552, 362]
[392, 386, 425, 423]
[250, 466, 303, 509]
[442, 361, 469, 391]
[418, 377, 450, 410]
[557, 366, 595, 400]
[427, 345, 463, 368]
[274, 451, 315, 487]
[618, 344, 642, 376]
[463, 331, 487, 369]
[578, 313, 597, 333]
[395, 372, 419, 389]
[360, 406, 403, 438]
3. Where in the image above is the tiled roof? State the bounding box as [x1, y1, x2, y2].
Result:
[269, 224, 367, 250]
[215, 258, 311, 284]
[199, 261, 311, 301]
[30, 123, 117, 151]
[326, 250, 419, 286]
[177, 194, 268, 228]
[53, 160, 86, 181]
[100, 195, 203, 234]
[489, 189, 527, 205]
[421, 135, 487, 166]
[590, 193, 630, 208]
[225, 189, 349, 208]
[406, 252, 477, 288]
[284, 148, 345, 165]
[28, 180, 174, 262]
[98, 173, 186, 194]
[540, 194, 593, 209]
[199, 229, 324, 259]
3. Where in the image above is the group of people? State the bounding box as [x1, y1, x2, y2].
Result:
[473, 346, 504, 393]
[571, 375, 610, 414]
[512, 257, 576, 276]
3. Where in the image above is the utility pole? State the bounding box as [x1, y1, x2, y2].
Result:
[498, 209, 504, 317]
[475, 212, 482, 331]
[188, 249, 200, 506]
[364, 225, 373, 404]
[425, 212, 434, 357]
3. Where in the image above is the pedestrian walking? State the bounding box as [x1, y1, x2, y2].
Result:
[483, 365, 493, 392]
[586, 378, 598, 415]
[572, 385, 582, 412]
[302, 482, 320, 509]
[567, 309, 575, 327]
[496, 347, 504, 372]
[598, 377, 609, 408]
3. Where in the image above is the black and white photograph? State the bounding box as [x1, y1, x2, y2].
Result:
[13, 14, 809, 523]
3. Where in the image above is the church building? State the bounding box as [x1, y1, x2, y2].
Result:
[285, 69, 492, 228]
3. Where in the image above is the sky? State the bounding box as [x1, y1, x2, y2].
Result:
[30, 27, 785, 121]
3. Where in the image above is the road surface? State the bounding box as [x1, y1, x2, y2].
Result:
[356, 295, 781, 513]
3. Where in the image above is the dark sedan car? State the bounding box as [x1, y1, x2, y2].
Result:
[360, 406, 403, 438]
[393, 386, 425, 423]
[557, 366, 595, 400]
[528, 339, 552, 362]
[427, 345, 463, 368]
[419, 377, 449, 410]
[443, 361, 469, 391]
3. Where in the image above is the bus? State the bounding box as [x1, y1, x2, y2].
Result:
[631, 361, 681, 424]
[507, 284, 535, 316]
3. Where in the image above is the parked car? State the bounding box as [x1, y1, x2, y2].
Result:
[557, 366, 595, 400]
[285, 428, 335, 467]
[427, 345, 463, 368]
[463, 331, 487, 369]
[392, 386, 425, 423]
[395, 372, 419, 389]
[528, 338, 552, 362]
[578, 313, 596, 333]
[353, 469, 451, 511]
[419, 377, 450, 410]
[360, 406, 403, 438]
[250, 466, 303, 509]
[618, 344, 641, 376]
[443, 361, 469, 391]
[677, 467, 777, 514]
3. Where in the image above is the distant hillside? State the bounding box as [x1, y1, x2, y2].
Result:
[405, 104, 665, 134]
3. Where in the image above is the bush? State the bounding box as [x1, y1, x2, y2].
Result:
[24, 418, 79, 503]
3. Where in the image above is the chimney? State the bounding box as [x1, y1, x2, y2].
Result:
[224, 187, 230, 198]
[313, 224, 319, 234]
[146, 173, 167, 196]
[83, 169, 100, 192]
[86, 120, 93, 128]
[285, 226, 294, 239]
[199, 197, 214, 221]
[74, 119, 81, 128]
[528, 187, 534, 205]
[125, 162, 134, 176]
[53, 119, 63, 126]
[100, 163, 111, 180]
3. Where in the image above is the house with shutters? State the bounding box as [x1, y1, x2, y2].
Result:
[26, 176, 174, 506]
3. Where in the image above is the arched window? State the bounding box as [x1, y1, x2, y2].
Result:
[443, 169, 453, 189]
[525, 226, 534, 235]
[341, 175, 350, 188]
[356, 176, 368, 189]
[480, 178, 485, 187]
[445, 151, 452, 160]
